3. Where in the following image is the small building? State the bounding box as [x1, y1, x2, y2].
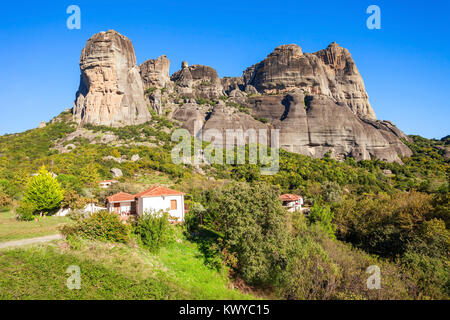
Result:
[106, 192, 136, 215]
[135, 186, 185, 222]
[55, 203, 106, 217]
[280, 194, 303, 212]
[99, 180, 119, 188]
[105, 186, 186, 222]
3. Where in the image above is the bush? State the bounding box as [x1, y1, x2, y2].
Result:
[308, 204, 336, 239]
[0, 192, 12, 211]
[206, 181, 291, 286]
[24, 166, 64, 215]
[184, 202, 206, 234]
[133, 210, 174, 252]
[61, 211, 130, 243]
[281, 219, 415, 300]
[321, 181, 343, 203]
[16, 201, 37, 221]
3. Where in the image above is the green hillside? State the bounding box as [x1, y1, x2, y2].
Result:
[0, 110, 448, 300]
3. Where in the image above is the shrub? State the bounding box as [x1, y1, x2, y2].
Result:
[16, 201, 37, 221]
[61, 211, 130, 243]
[133, 210, 174, 252]
[321, 181, 343, 203]
[61, 189, 90, 210]
[184, 202, 206, 234]
[308, 204, 336, 239]
[207, 181, 291, 286]
[24, 166, 64, 216]
[0, 192, 12, 211]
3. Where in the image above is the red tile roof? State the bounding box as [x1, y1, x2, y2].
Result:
[280, 194, 302, 201]
[107, 192, 135, 203]
[135, 186, 184, 198]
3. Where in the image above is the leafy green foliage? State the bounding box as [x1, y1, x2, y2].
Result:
[200, 182, 291, 286]
[61, 211, 130, 243]
[23, 166, 64, 215]
[133, 210, 174, 252]
[308, 204, 336, 238]
[15, 201, 36, 221]
[0, 109, 448, 299]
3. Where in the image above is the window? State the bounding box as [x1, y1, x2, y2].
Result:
[170, 199, 177, 210]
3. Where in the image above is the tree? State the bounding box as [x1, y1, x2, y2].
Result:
[78, 163, 100, 188]
[208, 181, 291, 286]
[24, 166, 64, 216]
[308, 203, 336, 238]
[321, 181, 343, 203]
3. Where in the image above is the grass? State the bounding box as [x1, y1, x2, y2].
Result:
[157, 239, 254, 299]
[0, 231, 255, 300]
[0, 211, 70, 242]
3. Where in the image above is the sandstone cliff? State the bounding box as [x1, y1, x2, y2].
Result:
[140, 55, 171, 89]
[73, 30, 151, 127]
[72, 30, 412, 162]
[243, 43, 376, 119]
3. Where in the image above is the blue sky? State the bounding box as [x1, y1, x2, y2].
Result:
[0, 0, 448, 138]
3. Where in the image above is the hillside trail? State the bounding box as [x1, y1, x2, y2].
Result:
[0, 234, 63, 249]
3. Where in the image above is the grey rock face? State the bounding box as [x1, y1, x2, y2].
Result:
[201, 102, 268, 147]
[70, 31, 411, 163]
[172, 103, 207, 137]
[140, 55, 171, 89]
[131, 154, 141, 162]
[221, 76, 245, 94]
[243, 43, 376, 119]
[171, 64, 224, 98]
[73, 30, 151, 127]
[248, 92, 412, 162]
[110, 167, 123, 178]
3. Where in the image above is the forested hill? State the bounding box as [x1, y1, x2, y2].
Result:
[0, 110, 448, 300]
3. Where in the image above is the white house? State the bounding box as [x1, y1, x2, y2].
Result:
[99, 180, 119, 188]
[135, 186, 185, 222]
[106, 192, 136, 214]
[280, 194, 303, 212]
[105, 186, 186, 222]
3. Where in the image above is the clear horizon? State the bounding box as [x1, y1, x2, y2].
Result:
[0, 0, 448, 139]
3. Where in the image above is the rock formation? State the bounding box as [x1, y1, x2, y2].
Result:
[246, 91, 411, 162]
[73, 30, 151, 127]
[72, 30, 412, 163]
[243, 43, 376, 119]
[171, 62, 224, 98]
[140, 55, 171, 89]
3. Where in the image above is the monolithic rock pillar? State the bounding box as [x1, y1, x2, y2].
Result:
[73, 30, 151, 127]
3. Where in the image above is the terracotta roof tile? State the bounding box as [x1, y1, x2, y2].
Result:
[135, 186, 184, 198]
[280, 194, 302, 201]
[107, 192, 135, 203]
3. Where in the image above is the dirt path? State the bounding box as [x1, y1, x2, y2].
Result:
[0, 234, 64, 249]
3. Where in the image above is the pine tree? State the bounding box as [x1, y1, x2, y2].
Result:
[24, 166, 64, 216]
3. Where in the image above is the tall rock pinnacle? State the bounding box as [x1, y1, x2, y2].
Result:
[73, 30, 151, 127]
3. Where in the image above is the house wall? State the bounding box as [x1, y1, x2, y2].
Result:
[283, 200, 302, 212]
[107, 202, 133, 214]
[137, 195, 185, 222]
